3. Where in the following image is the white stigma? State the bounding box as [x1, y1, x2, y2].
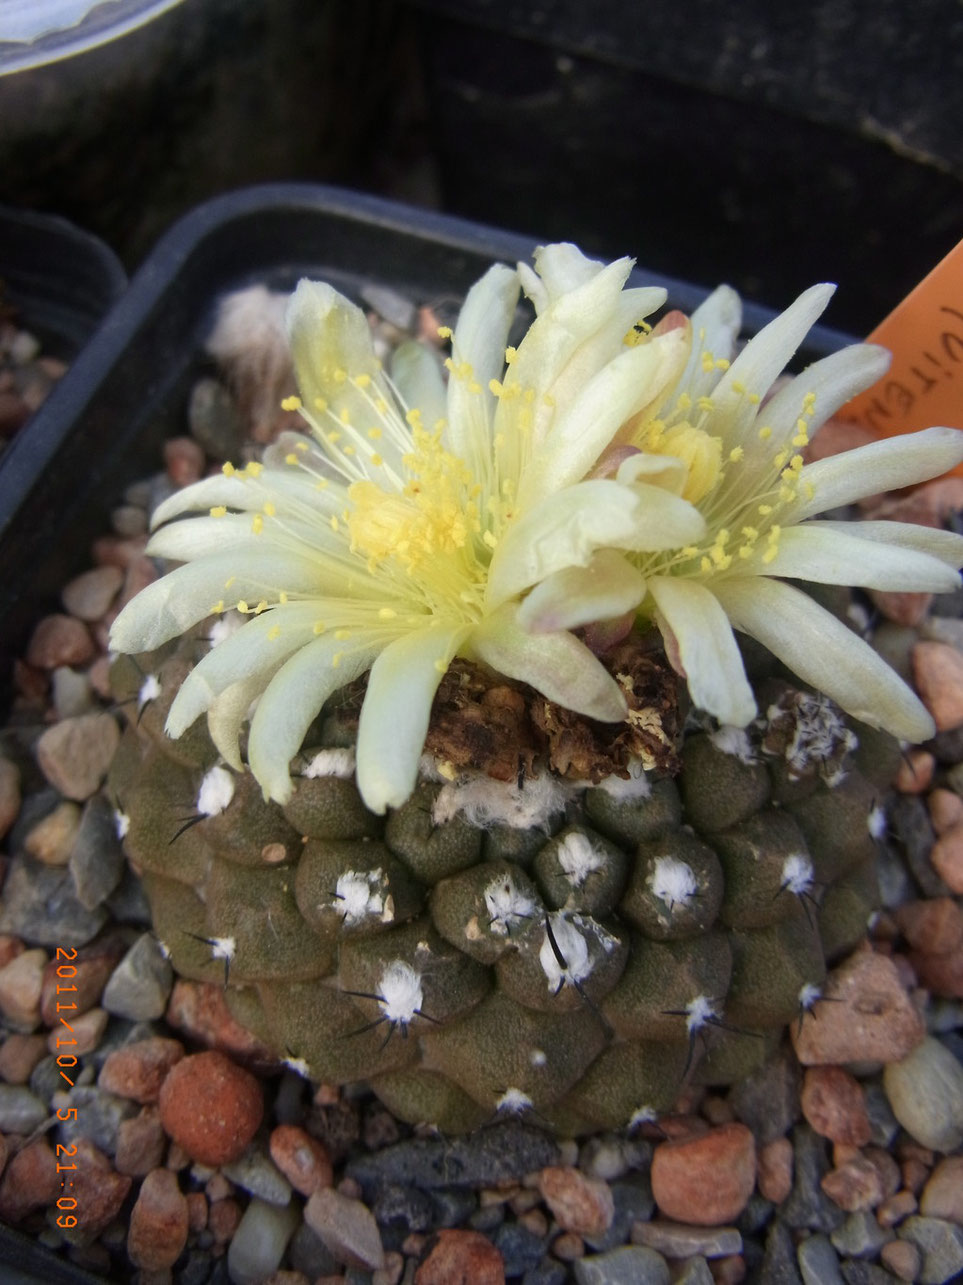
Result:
[138, 673, 161, 709]
[197, 765, 235, 817]
[710, 725, 756, 764]
[377, 960, 423, 1025]
[781, 853, 814, 897]
[304, 747, 356, 780]
[649, 856, 698, 909]
[495, 1087, 533, 1114]
[334, 870, 387, 926]
[867, 805, 887, 839]
[556, 832, 605, 887]
[113, 809, 130, 840]
[484, 875, 536, 936]
[685, 994, 717, 1034]
[539, 914, 593, 991]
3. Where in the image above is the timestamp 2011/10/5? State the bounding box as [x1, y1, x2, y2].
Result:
[53, 945, 82, 1231]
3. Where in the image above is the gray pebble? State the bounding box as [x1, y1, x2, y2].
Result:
[69, 793, 125, 910]
[51, 667, 95, 719]
[304, 1186, 386, 1272]
[898, 1215, 963, 1284]
[863, 1082, 900, 1148]
[522, 1262, 568, 1285]
[930, 587, 963, 619]
[729, 1045, 801, 1145]
[493, 1221, 547, 1276]
[736, 1194, 774, 1236]
[633, 1220, 741, 1259]
[371, 1183, 434, 1239]
[468, 1202, 504, 1232]
[926, 723, 963, 765]
[797, 1233, 844, 1285]
[0, 1084, 48, 1133]
[839, 1262, 898, 1284]
[883, 1036, 963, 1152]
[225, 1197, 300, 1285]
[222, 1140, 292, 1205]
[102, 932, 173, 1020]
[362, 283, 416, 331]
[110, 504, 148, 537]
[345, 1121, 560, 1195]
[8, 787, 63, 852]
[830, 1210, 893, 1259]
[580, 1134, 631, 1182]
[273, 1069, 308, 1126]
[920, 615, 963, 649]
[574, 1245, 669, 1285]
[30, 1054, 67, 1104]
[781, 1125, 846, 1234]
[586, 1178, 654, 1252]
[671, 1257, 714, 1285]
[288, 1220, 339, 1278]
[174, 1249, 216, 1285]
[0, 854, 107, 946]
[54, 1084, 138, 1153]
[430, 1186, 477, 1227]
[188, 377, 244, 459]
[874, 836, 915, 909]
[762, 1221, 804, 1284]
[888, 795, 951, 898]
[104, 865, 153, 925]
[123, 478, 153, 509]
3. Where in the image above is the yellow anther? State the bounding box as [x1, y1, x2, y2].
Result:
[267, 625, 281, 640]
[700, 556, 712, 573]
[330, 515, 340, 532]
[758, 504, 773, 516]
[313, 396, 328, 412]
[263, 502, 276, 517]
[483, 530, 498, 550]
[367, 426, 383, 440]
[758, 425, 772, 441]
[715, 357, 730, 370]
[804, 481, 815, 500]
[748, 392, 761, 404]
[280, 395, 302, 412]
[210, 505, 227, 518]
[762, 546, 779, 564]
[697, 396, 714, 412]
[729, 446, 744, 462]
[313, 621, 326, 635]
[701, 352, 715, 372]
[285, 453, 299, 465]
[378, 607, 397, 619]
[676, 392, 692, 412]
[222, 462, 236, 477]
[468, 381, 481, 394]
[370, 454, 383, 467]
[343, 446, 356, 456]
[489, 378, 504, 396]
[374, 398, 387, 414]
[791, 453, 804, 472]
[354, 373, 372, 389]
[505, 345, 517, 363]
[773, 449, 789, 469]
[332, 652, 343, 667]
[254, 600, 268, 614]
[326, 431, 341, 445]
[210, 600, 225, 614]
[247, 462, 263, 477]
[681, 546, 699, 557]
[434, 659, 448, 674]
[437, 760, 457, 780]
[339, 408, 351, 425]
[405, 408, 422, 426]
[279, 591, 288, 604]
[741, 526, 759, 540]
[436, 325, 452, 339]
[334, 629, 351, 640]
[731, 380, 745, 394]
[237, 600, 249, 613]
[333, 368, 347, 384]
[251, 514, 264, 535]
[224, 576, 236, 589]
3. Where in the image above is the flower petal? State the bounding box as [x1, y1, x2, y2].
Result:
[471, 603, 628, 723]
[389, 340, 447, 428]
[208, 672, 279, 770]
[486, 477, 705, 610]
[517, 550, 647, 633]
[795, 426, 963, 519]
[647, 576, 756, 725]
[248, 635, 382, 804]
[150, 466, 345, 531]
[815, 519, 963, 569]
[356, 624, 470, 814]
[760, 523, 963, 592]
[713, 575, 935, 742]
[286, 279, 379, 406]
[667, 284, 742, 407]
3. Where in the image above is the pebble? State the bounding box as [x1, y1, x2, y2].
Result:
[928, 788, 963, 834]
[61, 564, 124, 621]
[269, 1122, 334, 1195]
[883, 1036, 963, 1151]
[897, 1215, 963, 1284]
[651, 1124, 756, 1226]
[40, 935, 125, 1024]
[889, 795, 950, 898]
[0, 757, 20, 839]
[796, 1232, 844, 1284]
[127, 1166, 189, 1269]
[728, 1046, 802, 1145]
[222, 1139, 293, 1205]
[572, 1244, 670, 1284]
[102, 932, 174, 1021]
[304, 1185, 386, 1271]
[870, 589, 933, 628]
[632, 1219, 742, 1258]
[918, 1155, 963, 1225]
[864, 1145, 901, 1201]
[791, 948, 925, 1065]
[801, 1067, 871, 1147]
[26, 613, 95, 669]
[829, 1209, 892, 1258]
[758, 1137, 794, 1204]
[894, 747, 936, 793]
[50, 1005, 108, 1056]
[781, 1125, 846, 1234]
[912, 641, 963, 730]
[226, 1197, 301, 1285]
[0, 947, 47, 1029]
[0, 856, 107, 946]
[35, 711, 120, 801]
[373, 1182, 435, 1240]
[879, 1238, 921, 1280]
[895, 899, 963, 956]
[163, 436, 205, 486]
[877, 1190, 918, 1228]
[98, 1036, 185, 1103]
[0, 1083, 48, 1133]
[584, 1179, 655, 1252]
[188, 376, 245, 459]
[51, 665, 95, 718]
[63, 1138, 132, 1242]
[56, 1083, 139, 1153]
[928, 825, 963, 893]
[116, 1105, 168, 1176]
[492, 1221, 545, 1276]
[165, 978, 277, 1062]
[537, 1166, 614, 1237]
[158, 1050, 263, 1166]
[0, 1032, 48, 1084]
[0, 1138, 59, 1222]
[69, 792, 126, 910]
[209, 1195, 243, 1243]
[820, 1157, 885, 1212]
[24, 799, 81, 866]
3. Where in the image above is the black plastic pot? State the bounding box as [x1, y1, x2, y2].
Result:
[0, 181, 856, 700]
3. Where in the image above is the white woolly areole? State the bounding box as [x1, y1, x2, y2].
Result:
[684, 994, 718, 1034]
[114, 809, 130, 840]
[867, 805, 887, 839]
[207, 612, 243, 647]
[495, 1088, 533, 1113]
[197, 765, 235, 817]
[594, 761, 653, 801]
[781, 853, 814, 897]
[628, 1105, 657, 1129]
[484, 875, 536, 936]
[138, 673, 161, 708]
[432, 769, 571, 830]
[208, 936, 236, 962]
[537, 913, 615, 991]
[709, 725, 756, 764]
[649, 857, 698, 908]
[556, 832, 606, 886]
[334, 869, 388, 926]
[283, 1055, 311, 1078]
[771, 693, 857, 777]
[304, 747, 357, 780]
[157, 940, 172, 960]
[798, 982, 822, 1011]
[377, 960, 423, 1024]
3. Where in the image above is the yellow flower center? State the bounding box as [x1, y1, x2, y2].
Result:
[638, 419, 723, 505]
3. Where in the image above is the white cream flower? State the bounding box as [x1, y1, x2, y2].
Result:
[527, 282, 963, 742]
[110, 245, 708, 813]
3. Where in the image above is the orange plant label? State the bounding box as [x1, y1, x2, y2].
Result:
[843, 237, 963, 465]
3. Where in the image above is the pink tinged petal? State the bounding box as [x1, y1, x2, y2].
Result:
[248, 635, 383, 805]
[795, 426, 963, 520]
[165, 604, 328, 737]
[713, 575, 936, 743]
[516, 551, 647, 633]
[356, 624, 471, 814]
[646, 576, 756, 726]
[486, 478, 704, 610]
[108, 550, 327, 653]
[759, 524, 963, 592]
[471, 604, 628, 723]
[813, 519, 963, 570]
